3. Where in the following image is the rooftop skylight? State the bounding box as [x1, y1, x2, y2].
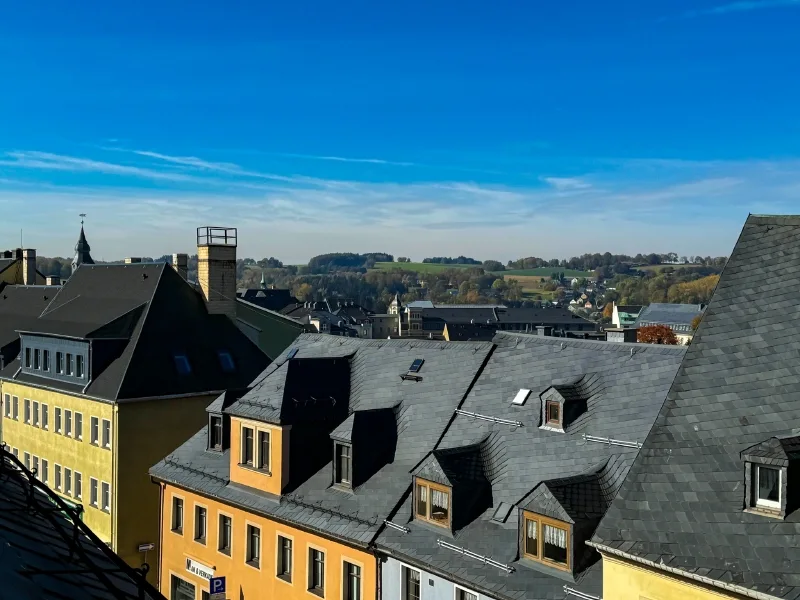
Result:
[512, 388, 532, 406]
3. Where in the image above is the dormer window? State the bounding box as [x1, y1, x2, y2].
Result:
[741, 435, 797, 519]
[334, 442, 352, 487]
[755, 466, 781, 510]
[522, 511, 571, 571]
[210, 416, 223, 450]
[546, 401, 561, 426]
[414, 478, 450, 528]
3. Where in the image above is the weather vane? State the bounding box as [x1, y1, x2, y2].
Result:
[80, 213, 86, 226]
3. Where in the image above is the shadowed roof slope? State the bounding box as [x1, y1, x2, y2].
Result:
[378, 332, 685, 600]
[592, 215, 800, 599]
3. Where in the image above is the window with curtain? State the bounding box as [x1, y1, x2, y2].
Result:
[414, 479, 451, 527]
[522, 512, 571, 571]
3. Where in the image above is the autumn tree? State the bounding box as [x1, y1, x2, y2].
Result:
[637, 324, 679, 345]
[602, 303, 614, 319]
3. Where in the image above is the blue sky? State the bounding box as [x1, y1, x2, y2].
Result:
[1, 1, 800, 263]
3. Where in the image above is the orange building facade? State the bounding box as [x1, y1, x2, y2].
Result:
[158, 482, 376, 600]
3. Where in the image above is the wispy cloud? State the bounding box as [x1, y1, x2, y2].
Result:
[677, 0, 799, 18]
[278, 152, 415, 167]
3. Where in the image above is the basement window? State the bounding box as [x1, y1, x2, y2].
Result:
[173, 354, 191, 375]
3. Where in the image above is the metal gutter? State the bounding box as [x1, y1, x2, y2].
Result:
[588, 542, 780, 600]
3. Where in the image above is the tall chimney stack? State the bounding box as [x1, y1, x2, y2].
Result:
[22, 249, 36, 285]
[197, 227, 237, 320]
[172, 253, 188, 280]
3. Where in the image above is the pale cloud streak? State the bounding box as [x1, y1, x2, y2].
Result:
[678, 0, 799, 18]
[2, 146, 800, 262]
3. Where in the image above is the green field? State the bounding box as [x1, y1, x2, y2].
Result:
[373, 262, 594, 278]
[373, 261, 476, 273]
[501, 268, 594, 277]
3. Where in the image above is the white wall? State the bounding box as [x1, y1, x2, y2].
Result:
[382, 556, 493, 600]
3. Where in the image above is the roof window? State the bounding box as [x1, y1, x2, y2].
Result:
[173, 354, 191, 375]
[218, 351, 235, 373]
[512, 388, 531, 406]
[741, 435, 799, 519]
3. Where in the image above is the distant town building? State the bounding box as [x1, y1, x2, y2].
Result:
[634, 302, 705, 344]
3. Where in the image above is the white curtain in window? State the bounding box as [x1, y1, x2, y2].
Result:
[544, 524, 567, 548]
[432, 489, 449, 510]
[526, 519, 537, 539]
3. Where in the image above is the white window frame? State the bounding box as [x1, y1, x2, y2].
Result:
[454, 585, 480, 600]
[400, 563, 422, 600]
[755, 465, 782, 509]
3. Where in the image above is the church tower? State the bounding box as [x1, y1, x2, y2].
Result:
[72, 215, 95, 273]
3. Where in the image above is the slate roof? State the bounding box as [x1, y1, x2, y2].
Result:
[592, 215, 800, 600]
[0, 263, 268, 401]
[0, 447, 163, 599]
[634, 302, 704, 333]
[151, 334, 493, 546]
[0, 284, 59, 366]
[378, 332, 685, 600]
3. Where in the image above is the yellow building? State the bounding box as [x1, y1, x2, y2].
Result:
[150, 334, 494, 600]
[590, 215, 800, 600]
[0, 226, 268, 585]
[0, 247, 47, 285]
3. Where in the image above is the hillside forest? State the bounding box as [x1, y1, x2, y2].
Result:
[35, 250, 726, 314]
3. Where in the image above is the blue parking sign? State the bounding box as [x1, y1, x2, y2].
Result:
[209, 576, 226, 599]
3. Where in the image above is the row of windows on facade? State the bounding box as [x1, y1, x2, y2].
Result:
[10, 448, 111, 512]
[3, 394, 112, 448]
[170, 496, 362, 600]
[24, 347, 85, 378]
[401, 565, 478, 600]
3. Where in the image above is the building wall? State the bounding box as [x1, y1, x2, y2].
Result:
[235, 301, 305, 361]
[382, 556, 494, 600]
[602, 554, 741, 600]
[0, 381, 114, 542]
[116, 394, 216, 583]
[159, 483, 377, 600]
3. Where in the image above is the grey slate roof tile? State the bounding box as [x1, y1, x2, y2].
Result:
[593, 215, 800, 598]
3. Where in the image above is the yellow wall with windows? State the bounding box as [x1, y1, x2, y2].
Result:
[159, 483, 376, 600]
[0, 380, 215, 586]
[229, 417, 290, 496]
[602, 554, 743, 600]
[116, 394, 216, 581]
[0, 381, 114, 540]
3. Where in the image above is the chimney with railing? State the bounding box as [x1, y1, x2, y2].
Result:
[197, 227, 237, 320]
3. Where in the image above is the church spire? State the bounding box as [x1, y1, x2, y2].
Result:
[72, 214, 95, 273]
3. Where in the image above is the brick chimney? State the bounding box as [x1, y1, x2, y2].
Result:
[172, 253, 188, 280]
[197, 227, 237, 319]
[22, 249, 36, 285]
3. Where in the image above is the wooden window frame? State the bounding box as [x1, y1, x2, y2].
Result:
[522, 511, 571, 571]
[546, 400, 561, 426]
[414, 478, 451, 529]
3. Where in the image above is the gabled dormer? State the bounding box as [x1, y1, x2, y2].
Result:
[227, 354, 352, 497]
[539, 374, 597, 432]
[741, 435, 800, 519]
[520, 462, 613, 574]
[412, 443, 491, 533]
[330, 406, 398, 490]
